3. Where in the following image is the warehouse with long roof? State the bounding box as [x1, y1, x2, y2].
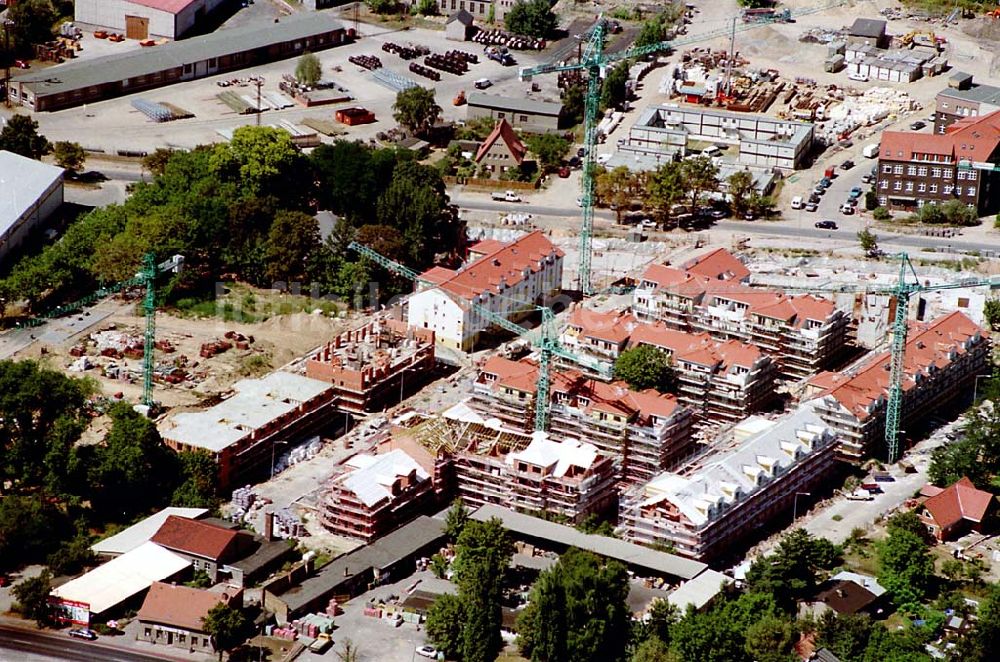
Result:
[10, 12, 353, 112]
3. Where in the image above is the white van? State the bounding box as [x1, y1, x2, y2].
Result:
[862, 143, 880, 158]
[790, 196, 803, 210]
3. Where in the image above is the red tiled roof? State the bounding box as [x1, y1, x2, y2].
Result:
[681, 248, 751, 282]
[475, 118, 527, 165]
[638, 264, 711, 298]
[468, 239, 507, 257]
[629, 322, 762, 372]
[881, 109, 1000, 162]
[151, 516, 240, 561]
[138, 582, 223, 632]
[418, 231, 563, 300]
[565, 308, 637, 344]
[128, 0, 197, 13]
[922, 477, 994, 530]
[810, 311, 987, 421]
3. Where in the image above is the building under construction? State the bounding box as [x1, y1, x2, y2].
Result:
[805, 311, 990, 461]
[306, 317, 435, 414]
[471, 357, 695, 486]
[632, 249, 851, 380]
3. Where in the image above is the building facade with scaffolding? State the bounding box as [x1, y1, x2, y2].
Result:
[305, 317, 436, 413]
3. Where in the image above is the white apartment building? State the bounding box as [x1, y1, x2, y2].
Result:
[408, 231, 564, 352]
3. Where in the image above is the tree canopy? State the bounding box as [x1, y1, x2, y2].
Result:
[392, 87, 442, 137]
[295, 52, 322, 87]
[0, 114, 52, 160]
[453, 518, 513, 662]
[53, 141, 86, 175]
[6, 0, 57, 53]
[745, 528, 839, 613]
[877, 512, 935, 613]
[524, 133, 570, 172]
[613, 345, 675, 393]
[505, 0, 559, 38]
[202, 603, 249, 661]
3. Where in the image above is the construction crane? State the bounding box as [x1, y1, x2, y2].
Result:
[789, 252, 1000, 462]
[520, 0, 850, 296]
[348, 241, 610, 431]
[21, 252, 183, 408]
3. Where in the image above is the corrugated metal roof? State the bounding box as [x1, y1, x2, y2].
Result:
[469, 504, 707, 579]
[466, 92, 563, 117]
[91, 507, 208, 556]
[13, 12, 345, 97]
[0, 150, 64, 237]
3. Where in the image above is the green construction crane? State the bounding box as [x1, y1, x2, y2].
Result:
[518, 1, 850, 295]
[790, 252, 1000, 462]
[20, 253, 183, 408]
[348, 241, 610, 431]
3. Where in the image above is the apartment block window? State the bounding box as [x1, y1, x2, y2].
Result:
[880, 179, 888, 189]
[893, 164, 903, 174]
[918, 182, 926, 193]
[882, 164, 892, 173]
[929, 184, 937, 193]
[905, 182, 914, 192]
[906, 165, 917, 176]
[878, 196, 887, 206]
[893, 181, 902, 191]
[944, 184, 954, 194]
[967, 187, 976, 197]
[967, 170, 978, 181]
[957, 170, 966, 180]
[931, 167, 941, 178]
[943, 168, 953, 178]
[917, 166, 927, 176]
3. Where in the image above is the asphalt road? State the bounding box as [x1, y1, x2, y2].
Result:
[0, 625, 176, 662]
[452, 197, 999, 254]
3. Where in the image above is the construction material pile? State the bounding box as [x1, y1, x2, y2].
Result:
[818, 86, 919, 141]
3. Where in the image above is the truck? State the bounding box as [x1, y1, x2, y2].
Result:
[492, 190, 522, 202]
[862, 143, 880, 158]
[485, 46, 514, 66]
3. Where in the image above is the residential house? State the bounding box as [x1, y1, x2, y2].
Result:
[934, 73, 1000, 133]
[800, 572, 888, 619]
[875, 109, 1000, 215]
[475, 118, 528, 174]
[445, 9, 475, 41]
[917, 476, 995, 541]
[136, 582, 241, 650]
[808, 311, 990, 461]
[150, 516, 255, 583]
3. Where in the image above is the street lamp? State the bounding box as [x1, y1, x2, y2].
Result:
[270, 440, 288, 479]
[793, 491, 812, 521]
[252, 76, 265, 127]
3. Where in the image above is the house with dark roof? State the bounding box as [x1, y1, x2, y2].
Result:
[136, 581, 241, 650]
[848, 18, 888, 48]
[467, 93, 564, 133]
[475, 118, 528, 173]
[917, 476, 995, 541]
[801, 578, 888, 619]
[150, 516, 256, 583]
[935, 74, 1000, 133]
[446, 9, 476, 41]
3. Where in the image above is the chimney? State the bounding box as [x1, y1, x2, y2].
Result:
[264, 510, 274, 541]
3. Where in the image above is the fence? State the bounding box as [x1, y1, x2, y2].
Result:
[443, 176, 539, 190]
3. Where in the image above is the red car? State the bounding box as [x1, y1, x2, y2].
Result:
[14, 60, 30, 69]
[558, 166, 571, 178]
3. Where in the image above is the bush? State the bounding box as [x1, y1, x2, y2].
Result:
[872, 206, 891, 221]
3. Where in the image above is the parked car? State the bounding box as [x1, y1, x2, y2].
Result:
[416, 645, 439, 659]
[69, 629, 97, 641]
[840, 203, 855, 215]
[840, 159, 855, 170]
[708, 209, 728, 219]
[848, 71, 868, 82]
[474, 78, 492, 89]
[13, 59, 30, 69]
[819, 177, 832, 188]
[848, 186, 863, 199]
[558, 166, 571, 178]
[846, 197, 858, 206]
[491, 190, 521, 202]
[927, 113, 936, 122]
[805, 202, 818, 212]
[808, 193, 821, 204]
[909, 120, 926, 130]
[813, 185, 826, 196]
[815, 220, 838, 229]
[790, 196, 803, 210]
[861, 174, 874, 184]
[640, 219, 657, 229]
[568, 156, 582, 168]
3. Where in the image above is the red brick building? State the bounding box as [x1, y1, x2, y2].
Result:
[876, 110, 1000, 215]
[917, 477, 995, 542]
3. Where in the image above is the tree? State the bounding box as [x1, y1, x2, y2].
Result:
[425, 593, 465, 659]
[631, 637, 674, 662]
[614, 345, 675, 393]
[737, 0, 772, 7]
[864, 190, 878, 211]
[392, 87, 441, 137]
[745, 529, 839, 613]
[7, 0, 57, 53]
[562, 83, 585, 126]
[597, 166, 638, 224]
[670, 608, 749, 662]
[46, 531, 95, 577]
[877, 512, 934, 612]
[928, 439, 988, 488]
[52, 141, 86, 175]
[444, 498, 470, 542]
[727, 170, 754, 217]
[645, 161, 685, 228]
[517, 548, 631, 662]
[743, 616, 795, 662]
[263, 210, 321, 284]
[209, 126, 307, 203]
[142, 148, 177, 177]
[679, 156, 719, 212]
[0, 113, 51, 160]
[505, 0, 558, 39]
[171, 450, 220, 508]
[872, 206, 891, 221]
[815, 612, 872, 662]
[524, 133, 570, 173]
[747, 193, 776, 219]
[202, 603, 249, 661]
[366, 0, 400, 14]
[415, 0, 438, 15]
[453, 518, 513, 662]
[857, 227, 879, 253]
[13, 570, 53, 627]
[0, 496, 71, 572]
[295, 51, 322, 87]
[601, 61, 630, 111]
[634, 14, 669, 50]
[984, 299, 1000, 331]
[335, 639, 362, 662]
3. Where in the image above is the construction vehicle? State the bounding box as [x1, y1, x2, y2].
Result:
[20, 253, 183, 408]
[348, 242, 610, 431]
[452, 90, 466, 106]
[789, 253, 1000, 462]
[485, 46, 514, 66]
